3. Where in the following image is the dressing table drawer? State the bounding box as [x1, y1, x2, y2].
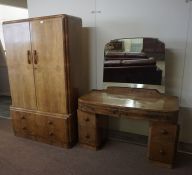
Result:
[148, 142, 176, 165]
[79, 103, 119, 117]
[77, 110, 108, 149]
[149, 122, 178, 143]
[78, 110, 96, 126]
[78, 125, 97, 147]
[148, 122, 178, 167]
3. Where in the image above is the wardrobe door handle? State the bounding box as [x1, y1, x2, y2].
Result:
[160, 129, 168, 135]
[85, 118, 90, 122]
[85, 134, 90, 139]
[33, 50, 38, 64]
[27, 50, 32, 64]
[49, 132, 54, 136]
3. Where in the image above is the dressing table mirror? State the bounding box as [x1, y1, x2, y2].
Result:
[103, 37, 165, 92]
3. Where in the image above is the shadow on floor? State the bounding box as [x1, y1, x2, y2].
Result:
[0, 96, 11, 118]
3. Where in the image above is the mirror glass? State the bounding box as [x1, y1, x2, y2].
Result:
[103, 37, 165, 89]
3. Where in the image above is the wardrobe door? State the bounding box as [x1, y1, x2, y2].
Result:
[30, 17, 68, 114]
[3, 22, 37, 109]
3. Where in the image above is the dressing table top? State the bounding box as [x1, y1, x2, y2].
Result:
[79, 87, 179, 113]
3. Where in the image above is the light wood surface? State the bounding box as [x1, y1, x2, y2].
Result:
[79, 87, 179, 114]
[3, 22, 37, 109]
[148, 121, 179, 167]
[30, 17, 67, 114]
[78, 110, 108, 149]
[64, 16, 82, 113]
[3, 14, 67, 24]
[11, 107, 74, 148]
[77, 87, 179, 167]
[3, 14, 82, 148]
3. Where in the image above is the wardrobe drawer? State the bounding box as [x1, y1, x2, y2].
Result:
[36, 115, 69, 146]
[78, 110, 96, 127]
[11, 110, 36, 137]
[47, 116, 68, 146]
[35, 114, 49, 141]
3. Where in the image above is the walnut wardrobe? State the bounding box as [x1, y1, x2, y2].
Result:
[3, 14, 82, 148]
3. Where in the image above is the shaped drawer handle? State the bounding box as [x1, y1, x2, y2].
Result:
[85, 118, 90, 122]
[48, 121, 53, 125]
[159, 149, 165, 155]
[160, 129, 168, 135]
[112, 109, 118, 114]
[21, 116, 26, 120]
[49, 132, 54, 136]
[85, 134, 90, 139]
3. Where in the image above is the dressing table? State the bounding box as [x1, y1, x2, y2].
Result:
[77, 86, 179, 168]
[78, 37, 179, 167]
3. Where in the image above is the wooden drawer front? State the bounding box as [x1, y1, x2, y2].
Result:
[35, 115, 49, 141]
[150, 123, 178, 143]
[148, 142, 175, 164]
[11, 110, 23, 134]
[36, 115, 69, 145]
[79, 104, 119, 117]
[78, 110, 96, 127]
[78, 126, 97, 146]
[11, 110, 36, 136]
[47, 116, 68, 145]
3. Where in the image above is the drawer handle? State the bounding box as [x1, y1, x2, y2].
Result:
[160, 129, 168, 135]
[49, 132, 54, 136]
[48, 121, 53, 125]
[112, 109, 118, 114]
[21, 116, 26, 120]
[85, 135, 90, 139]
[159, 149, 165, 155]
[85, 118, 90, 122]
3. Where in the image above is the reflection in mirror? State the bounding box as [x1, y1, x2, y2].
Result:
[103, 38, 165, 87]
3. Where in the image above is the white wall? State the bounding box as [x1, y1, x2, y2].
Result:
[181, 2, 192, 107]
[0, 5, 28, 95]
[27, 0, 192, 143]
[0, 5, 28, 48]
[96, 0, 190, 97]
[179, 2, 192, 144]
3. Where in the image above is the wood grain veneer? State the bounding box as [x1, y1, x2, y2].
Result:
[3, 14, 82, 148]
[78, 87, 179, 167]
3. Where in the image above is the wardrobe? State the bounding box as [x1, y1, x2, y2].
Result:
[3, 14, 82, 148]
